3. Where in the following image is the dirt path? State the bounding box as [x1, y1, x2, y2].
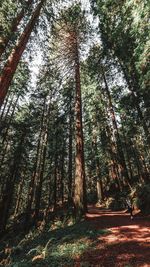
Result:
[78, 207, 150, 267]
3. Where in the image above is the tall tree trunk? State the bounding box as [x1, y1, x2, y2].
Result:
[24, 98, 46, 230]
[118, 60, 150, 143]
[92, 125, 104, 202]
[34, 98, 51, 223]
[74, 40, 86, 220]
[0, 0, 45, 107]
[1, 94, 15, 122]
[68, 101, 73, 205]
[0, 140, 9, 181]
[102, 68, 131, 188]
[0, 0, 33, 57]
[60, 143, 65, 205]
[34, 126, 48, 223]
[0, 91, 10, 119]
[1, 94, 20, 144]
[106, 128, 123, 191]
[0, 132, 25, 234]
[53, 142, 58, 211]
[13, 174, 25, 217]
[121, 121, 134, 181]
[96, 164, 104, 202]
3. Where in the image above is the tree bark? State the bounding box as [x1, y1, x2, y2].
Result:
[74, 39, 86, 220]
[0, 0, 45, 107]
[24, 97, 46, 230]
[118, 60, 150, 144]
[0, 0, 33, 58]
[68, 100, 73, 204]
[13, 174, 25, 217]
[102, 68, 131, 188]
[0, 132, 26, 234]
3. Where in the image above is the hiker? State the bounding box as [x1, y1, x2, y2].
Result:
[126, 198, 134, 220]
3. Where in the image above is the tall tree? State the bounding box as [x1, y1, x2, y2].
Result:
[0, 0, 45, 107]
[0, 0, 33, 58]
[51, 4, 90, 219]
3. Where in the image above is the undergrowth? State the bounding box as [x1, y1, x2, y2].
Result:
[1, 218, 110, 267]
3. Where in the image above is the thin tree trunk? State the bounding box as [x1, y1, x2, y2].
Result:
[24, 98, 46, 230]
[0, 133, 25, 234]
[0, 91, 10, 118]
[1, 94, 20, 144]
[121, 121, 134, 181]
[34, 99, 51, 223]
[0, 0, 45, 107]
[68, 101, 73, 204]
[118, 60, 150, 143]
[1, 94, 15, 121]
[34, 127, 48, 223]
[102, 68, 131, 188]
[92, 126, 104, 202]
[60, 144, 65, 205]
[13, 174, 25, 217]
[96, 165, 104, 202]
[53, 144, 58, 211]
[0, 140, 9, 181]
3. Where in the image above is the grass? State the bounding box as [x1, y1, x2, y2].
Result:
[8, 219, 110, 267]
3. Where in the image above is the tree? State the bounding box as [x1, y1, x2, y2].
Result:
[51, 4, 90, 219]
[91, 0, 150, 143]
[0, 0, 45, 107]
[0, 0, 33, 58]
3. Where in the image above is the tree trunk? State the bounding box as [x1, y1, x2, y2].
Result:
[60, 144, 65, 205]
[68, 101, 73, 205]
[0, 91, 10, 119]
[53, 144, 58, 211]
[0, 0, 33, 57]
[102, 68, 131, 188]
[118, 60, 150, 143]
[24, 98, 46, 230]
[34, 127, 48, 223]
[74, 40, 86, 220]
[1, 94, 20, 144]
[0, 0, 45, 106]
[121, 121, 134, 181]
[34, 98, 51, 223]
[13, 174, 25, 217]
[0, 132, 25, 234]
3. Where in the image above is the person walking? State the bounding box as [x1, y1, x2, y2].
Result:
[126, 198, 134, 220]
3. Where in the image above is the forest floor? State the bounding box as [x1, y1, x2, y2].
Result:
[0, 206, 150, 267]
[78, 206, 150, 267]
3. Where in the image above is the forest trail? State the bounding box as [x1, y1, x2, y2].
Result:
[0, 206, 150, 267]
[77, 206, 150, 267]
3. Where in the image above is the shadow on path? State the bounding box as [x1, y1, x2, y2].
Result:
[78, 206, 150, 267]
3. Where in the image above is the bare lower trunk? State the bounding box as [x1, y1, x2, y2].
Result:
[74, 41, 86, 220]
[102, 68, 131, 188]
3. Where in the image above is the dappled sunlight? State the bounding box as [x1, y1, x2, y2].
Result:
[86, 213, 102, 218]
[99, 224, 150, 244]
[79, 206, 150, 266]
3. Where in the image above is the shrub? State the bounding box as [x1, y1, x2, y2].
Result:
[135, 184, 150, 214]
[105, 197, 125, 211]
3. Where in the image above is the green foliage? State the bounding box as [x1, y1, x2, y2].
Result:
[0, 0, 150, 253]
[0, 0, 17, 40]
[134, 184, 150, 214]
[8, 220, 110, 267]
[105, 197, 125, 211]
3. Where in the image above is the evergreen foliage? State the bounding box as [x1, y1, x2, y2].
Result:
[0, 1, 149, 261]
